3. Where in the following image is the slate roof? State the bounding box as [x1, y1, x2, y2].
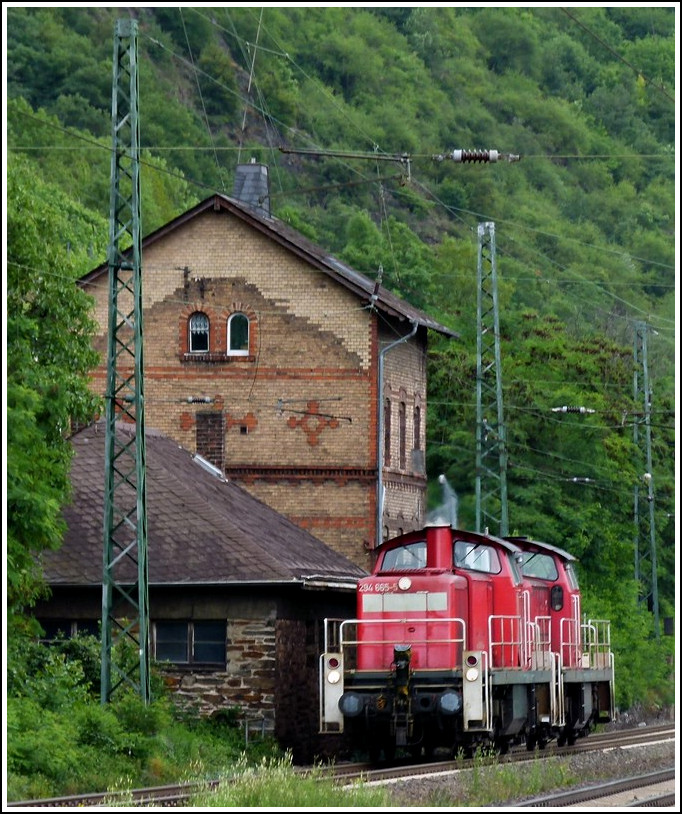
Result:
[41, 421, 368, 588]
[79, 190, 458, 339]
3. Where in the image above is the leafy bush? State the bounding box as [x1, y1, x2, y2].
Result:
[7, 635, 91, 709]
[113, 691, 173, 736]
[6, 633, 283, 801]
[50, 632, 102, 695]
[7, 698, 78, 778]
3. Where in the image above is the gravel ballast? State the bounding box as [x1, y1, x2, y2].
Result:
[385, 727, 675, 807]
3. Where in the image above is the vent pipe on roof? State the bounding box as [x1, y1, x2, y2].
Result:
[232, 159, 271, 217]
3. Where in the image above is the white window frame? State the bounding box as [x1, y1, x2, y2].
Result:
[227, 312, 250, 356]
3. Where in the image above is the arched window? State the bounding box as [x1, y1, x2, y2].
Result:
[189, 312, 209, 353]
[227, 312, 249, 355]
[383, 398, 391, 467]
[413, 405, 421, 451]
[399, 401, 406, 469]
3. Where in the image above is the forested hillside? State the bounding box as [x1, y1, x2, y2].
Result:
[6, 6, 676, 709]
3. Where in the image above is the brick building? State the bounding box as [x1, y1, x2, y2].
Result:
[36, 421, 366, 762]
[80, 163, 457, 571]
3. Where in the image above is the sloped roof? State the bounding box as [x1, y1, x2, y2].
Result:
[80, 192, 457, 339]
[41, 421, 367, 588]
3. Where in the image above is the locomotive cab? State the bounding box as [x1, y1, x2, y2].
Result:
[321, 525, 535, 760]
[320, 525, 614, 763]
[509, 536, 615, 746]
[508, 536, 582, 668]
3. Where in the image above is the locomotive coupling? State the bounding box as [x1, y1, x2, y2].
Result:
[392, 645, 414, 747]
[393, 643, 412, 693]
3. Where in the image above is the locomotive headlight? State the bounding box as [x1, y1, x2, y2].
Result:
[327, 670, 341, 685]
[437, 691, 462, 715]
[339, 691, 363, 717]
[464, 652, 480, 681]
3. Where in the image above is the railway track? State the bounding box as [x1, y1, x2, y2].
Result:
[6, 780, 217, 808]
[326, 723, 675, 782]
[7, 724, 674, 808]
[509, 768, 676, 807]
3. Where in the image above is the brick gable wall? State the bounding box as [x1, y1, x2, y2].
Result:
[380, 335, 428, 540]
[85, 208, 428, 570]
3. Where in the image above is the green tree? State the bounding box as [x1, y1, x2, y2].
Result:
[197, 40, 240, 118]
[7, 97, 199, 236]
[154, 6, 213, 55]
[6, 156, 102, 629]
[471, 8, 544, 79]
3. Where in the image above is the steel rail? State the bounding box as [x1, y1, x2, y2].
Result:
[7, 724, 674, 807]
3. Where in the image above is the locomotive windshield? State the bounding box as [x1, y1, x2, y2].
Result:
[518, 551, 558, 581]
[453, 541, 501, 574]
[379, 541, 427, 571]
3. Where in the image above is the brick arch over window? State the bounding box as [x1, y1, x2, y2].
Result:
[179, 303, 258, 361]
[178, 304, 220, 357]
[397, 387, 408, 471]
[189, 311, 210, 352]
[398, 400, 407, 470]
[413, 393, 423, 451]
[228, 313, 249, 355]
[224, 303, 258, 357]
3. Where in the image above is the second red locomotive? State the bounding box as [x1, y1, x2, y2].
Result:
[320, 524, 614, 761]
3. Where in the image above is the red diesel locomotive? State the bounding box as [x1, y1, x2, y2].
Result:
[320, 524, 614, 761]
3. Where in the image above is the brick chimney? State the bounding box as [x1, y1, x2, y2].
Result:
[232, 159, 270, 217]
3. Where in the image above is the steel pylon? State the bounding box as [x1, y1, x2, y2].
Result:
[101, 18, 150, 703]
[633, 321, 659, 638]
[475, 222, 509, 537]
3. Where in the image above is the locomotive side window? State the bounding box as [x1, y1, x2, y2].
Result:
[380, 541, 427, 571]
[509, 553, 523, 585]
[518, 551, 558, 581]
[565, 562, 580, 590]
[453, 541, 501, 574]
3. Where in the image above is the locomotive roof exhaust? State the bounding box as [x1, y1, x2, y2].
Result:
[425, 473, 458, 528]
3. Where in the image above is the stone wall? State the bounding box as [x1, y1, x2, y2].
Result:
[156, 615, 353, 764]
[159, 616, 278, 734]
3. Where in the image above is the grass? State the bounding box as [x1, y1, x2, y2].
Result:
[190, 754, 391, 807]
[187, 747, 582, 808]
[390, 750, 580, 807]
